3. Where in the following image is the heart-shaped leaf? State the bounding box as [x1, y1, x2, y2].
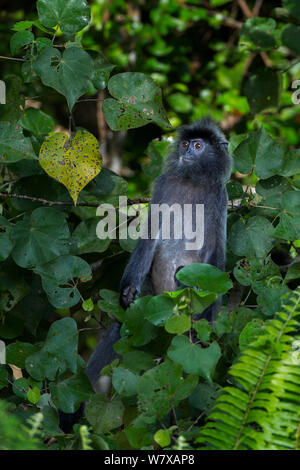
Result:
[37, 0, 90, 34]
[34, 47, 93, 110]
[167, 336, 221, 383]
[11, 207, 70, 268]
[103, 72, 172, 130]
[39, 130, 102, 205]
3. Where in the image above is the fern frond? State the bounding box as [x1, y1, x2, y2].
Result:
[196, 287, 300, 450]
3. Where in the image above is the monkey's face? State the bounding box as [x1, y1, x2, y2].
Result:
[180, 138, 206, 164]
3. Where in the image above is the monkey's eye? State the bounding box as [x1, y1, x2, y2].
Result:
[182, 141, 189, 149]
[194, 141, 203, 151]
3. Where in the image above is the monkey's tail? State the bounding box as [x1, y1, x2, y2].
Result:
[86, 322, 121, 391]
[59, 322, 121, 433]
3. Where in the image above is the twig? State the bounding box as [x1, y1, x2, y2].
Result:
[281, 58, 300, 74]
[260, 51, 272, 67]
[253, 0, 264, 17]
[52, 24, 59, 45]
[237, 0, 253, 17]
[0, 55, 27, 62]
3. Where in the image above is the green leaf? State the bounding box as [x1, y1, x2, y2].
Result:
[0, 365, 9, 390]
[41, 405, 63, 435]
[239, 320, 264, 350]
[154, 429, 171, 448]
[25, 317, 78, 381]
[12, 21, 34, 31]
[6, 342, 39, 369]
[193, 319, 212, 342]
[34, 47, 94, 110]
[13, 378, 29, 399]
[137, 360, 198, 419]
[229, 216, 274, 259]
[82, 298, 94, 312]
[141, 139, 171, 179]
[0, 122, 36, 163]
[103, 73, 172, 130]
[0, 216, 13, 261]
[283, 0, 300, 21]
[167, 336, 221, 382]
[11, 207, 70, 268]
[20, 108, 55, 136]
[98, 289, 124, 321]
[165, 314, 191, 334]
[285, 262, 300, 282]
[144, 295, 175, 326]
[167, 92, 192, 113]
[10, 31, 34, 55]
[176, 263, 233, 294]
[50, 369, 93, 413]
[39, 130, 102, 205]
[85, 394, 124, 434]
[27, 387, 41, 404]
[0, 74, 25, 123]
[189, 382, 219, 414]
[282, 24, 300, 55]
[37, 0, 91, 34]
[112, 367, 138, 397]
[240, 18, 277, 51]
[89, 50, 115, 90]
[226, 181, 244, 200]
[234, 128, 299, 178]
[125, 296, 157, 347]
[35, 37, 53, 53]
[122, 351, 155, 373]
[72, 219, 110, 254]
[243, 69, 280, 114]
[34, 255, 92, 309]
[213, 309, 232, 335]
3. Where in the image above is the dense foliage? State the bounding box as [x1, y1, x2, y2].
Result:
[0, 0, 299, 450]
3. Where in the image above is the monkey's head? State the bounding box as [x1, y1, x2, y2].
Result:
[166, 118, 232, 182]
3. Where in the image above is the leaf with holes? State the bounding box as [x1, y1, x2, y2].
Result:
[34, 47, 93, 110]
[34, 255, 92, 308]
[103, 73, 172, 130]
[39, 130, 102, 205]
[0, 122, 36, 163]
[25, 317, 78, 380]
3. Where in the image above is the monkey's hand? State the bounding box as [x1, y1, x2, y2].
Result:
[120, 285, 137, 310]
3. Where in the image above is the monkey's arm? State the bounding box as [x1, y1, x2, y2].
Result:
[120, 236, 157, 309]
[120, 176, 165, 309]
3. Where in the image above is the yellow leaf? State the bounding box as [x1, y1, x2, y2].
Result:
[39, 130, 102, 205]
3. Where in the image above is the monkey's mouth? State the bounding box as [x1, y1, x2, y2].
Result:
[181, 156, 195, 163]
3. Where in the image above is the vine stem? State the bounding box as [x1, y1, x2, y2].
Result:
[0, 192, 149, 207]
